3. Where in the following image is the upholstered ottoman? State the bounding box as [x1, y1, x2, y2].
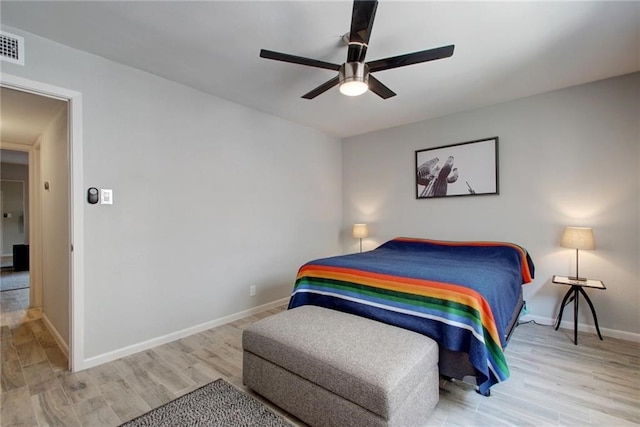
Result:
[243, 306, 439, 427]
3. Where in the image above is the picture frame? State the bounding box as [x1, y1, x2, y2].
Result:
[415, 137, 499, 199]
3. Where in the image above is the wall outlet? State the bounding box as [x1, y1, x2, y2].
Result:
[249, 285, 256, 297]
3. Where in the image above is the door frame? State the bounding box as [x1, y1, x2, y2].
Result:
[1, 74, 84, 371]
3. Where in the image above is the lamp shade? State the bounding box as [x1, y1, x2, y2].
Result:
[560, 227, 595, 250]
[352, 223, 369, 239]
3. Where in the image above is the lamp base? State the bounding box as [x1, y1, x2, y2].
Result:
[568, 276, 587, 282]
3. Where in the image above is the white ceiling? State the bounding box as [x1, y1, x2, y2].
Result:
[0, 87, 67, 145]
[1, 1, 638, 138]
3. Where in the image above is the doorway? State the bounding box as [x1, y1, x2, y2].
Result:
[1, 178, 27, 265]
[0, 75, 84, 371]
[1, 86, 68, 333]
[1, 167, 30, 314]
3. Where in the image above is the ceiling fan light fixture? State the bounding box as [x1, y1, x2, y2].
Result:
[339, 62, 369, 96]
[340, 80, 368, 96]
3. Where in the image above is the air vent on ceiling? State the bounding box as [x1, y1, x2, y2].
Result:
[0, 31, 25, 66]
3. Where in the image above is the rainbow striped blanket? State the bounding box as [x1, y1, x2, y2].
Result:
[288, 237, 534, 394]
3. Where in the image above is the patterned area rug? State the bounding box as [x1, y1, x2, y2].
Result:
[0, 270, 30, 292]
[120, 379, 293, 427]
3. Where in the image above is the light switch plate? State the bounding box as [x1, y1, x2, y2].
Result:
[100, 189, 113, 205]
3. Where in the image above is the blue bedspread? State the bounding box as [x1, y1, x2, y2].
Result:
[288, 237, 535, 394]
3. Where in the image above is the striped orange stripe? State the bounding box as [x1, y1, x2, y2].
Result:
[297, 264, 501, 344]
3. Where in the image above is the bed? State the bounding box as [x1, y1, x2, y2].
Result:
[288, 237, 535, 395]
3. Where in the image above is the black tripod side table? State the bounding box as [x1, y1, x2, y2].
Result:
[553, 275, 605, 345]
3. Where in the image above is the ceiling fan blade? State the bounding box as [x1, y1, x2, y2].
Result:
[367, 44, 455, 73]
[302, 76, 340, 99]
[260, 49, 341, 71]
[367, 75, 396, 99]
[347, 0, 378, 63]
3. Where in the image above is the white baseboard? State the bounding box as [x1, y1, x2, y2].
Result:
[41, 313, 70, 358]
[520, 314, 640, 343]
[82, 298, 290, 370]
[79, 302, 640, 372]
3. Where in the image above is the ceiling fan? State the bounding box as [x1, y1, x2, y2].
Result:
[259, 0, 454, 100]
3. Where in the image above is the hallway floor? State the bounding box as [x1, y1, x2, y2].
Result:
[1, 269, 34, 327]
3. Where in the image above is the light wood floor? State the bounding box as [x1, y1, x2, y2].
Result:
[1, 302, 638, 426]
[0, 288, 30, 319]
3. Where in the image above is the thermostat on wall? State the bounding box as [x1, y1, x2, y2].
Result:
[87, 187, 99, 204]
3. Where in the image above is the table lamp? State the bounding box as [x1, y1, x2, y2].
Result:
[560, 226, 595, 281]
[352, 224, 368, 253]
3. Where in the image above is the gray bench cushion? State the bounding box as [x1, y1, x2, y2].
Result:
[243, 306, 438, 420]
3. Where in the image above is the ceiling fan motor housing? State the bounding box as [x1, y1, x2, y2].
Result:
[339, 62, 370, 96]
[339, 62, 369, 86]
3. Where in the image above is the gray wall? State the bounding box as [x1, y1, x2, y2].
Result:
[342, 73, 639, 337]
[2, 26, 343, 361]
